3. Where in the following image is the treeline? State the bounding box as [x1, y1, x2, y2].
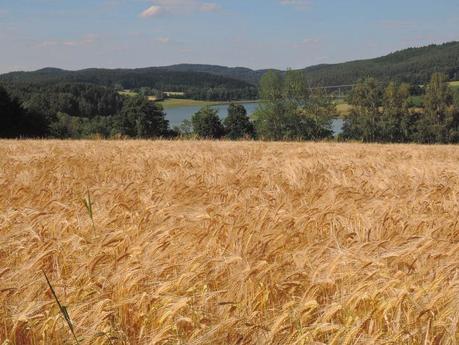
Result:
[0, 68, 258, 101]
[342, 73, 459, 143]
[186, 86, 257, 101]
[0, 84, 174, 139]
[173, 70, 338, 140]
[6, 83, 124, 118]
[175, 70, 459, 143]
[1, 70, 458, 142]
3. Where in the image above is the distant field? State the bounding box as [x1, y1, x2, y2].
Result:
[449, 80, 459, 88]
[157, 98, 224, 109]
[1, 141, 459, 344]
[119, 90, 159, 101]
[335, 102, 352, 116]
[162, 98, 350, 113]
[118, 90, 137, 97]
[158, 98, 260, 110]
[118, 90, 256, 110]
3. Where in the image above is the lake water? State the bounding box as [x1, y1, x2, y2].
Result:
[165, 102, 344, 135]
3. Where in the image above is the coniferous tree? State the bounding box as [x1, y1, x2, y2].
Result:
[224, 104, 255, 139]
[191, 106, 224, 139]
[113, 96, 169, 138]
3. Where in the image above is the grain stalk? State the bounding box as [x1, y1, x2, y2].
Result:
[83, 189, 96, 233]
[42, 270, 80, 344]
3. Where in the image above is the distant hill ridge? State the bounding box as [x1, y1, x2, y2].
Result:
[1, 41, 458, 88]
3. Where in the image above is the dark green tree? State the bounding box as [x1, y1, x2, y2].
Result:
[223, 103, 255, 139]
[191, 106, 224, 139]
[113, 96, 169, 138]
[0, 86, 49, 138]
[49, 112, 87, 138]
[0, 86, 23, 137]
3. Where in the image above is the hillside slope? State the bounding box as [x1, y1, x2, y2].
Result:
[158, 42, 459, 85]
[0, 67, 254, 90]
[301, 41, 459, 85]
[1, 41, 458, 89]
[156, 64, 272, 85]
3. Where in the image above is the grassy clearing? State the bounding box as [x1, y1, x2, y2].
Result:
[161, 98, 351, 114]
[1, 141, 459, 344]
[449, 80, 459, 89]
[335, 102, 352, 116]
[157, 98, 259, 109]
[157, 98, 224, 109]
[119, 90, 159, 101]
[118, 91, 257, 109]
[118, 90, 137, 97]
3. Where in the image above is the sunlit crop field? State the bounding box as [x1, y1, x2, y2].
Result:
[1, 140, 458, 344]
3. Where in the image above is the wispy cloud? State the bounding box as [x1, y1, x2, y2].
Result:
[200, 3, 219, 12]
[37, 34, 98, 48]
[140, 0, 219, 18]
[140, 5, 162, 18]
[303, 38, 320, 44]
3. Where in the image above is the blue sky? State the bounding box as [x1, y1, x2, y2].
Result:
[0, 0, 458, 73]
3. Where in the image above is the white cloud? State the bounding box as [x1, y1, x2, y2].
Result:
[140, 0, 219, 18]
[140, 5, 162, 18]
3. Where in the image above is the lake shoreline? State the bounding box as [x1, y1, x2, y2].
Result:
[157, 98, 260, 110]
[163, 101, 344, 135]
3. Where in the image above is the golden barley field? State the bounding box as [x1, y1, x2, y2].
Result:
[1, 140, 459, 345]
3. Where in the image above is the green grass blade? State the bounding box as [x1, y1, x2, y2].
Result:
[43, 270, 80, 344]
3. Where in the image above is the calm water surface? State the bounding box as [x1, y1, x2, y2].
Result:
[165, 102, 343, 135]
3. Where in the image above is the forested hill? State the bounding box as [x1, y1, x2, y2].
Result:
[0, 67, 253, 90]
[1, 41, 458, 93]
[0, 68, 258, 100]
[142, 41, 459, 86]
[155, 64, 272, 85]
[301, 41, 459, 86]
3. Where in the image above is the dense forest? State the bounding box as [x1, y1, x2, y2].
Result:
[68, 41, 458, 87]
[0, 68, 258, 101]
[2, 42, 458, 97]
[157, 64, 269, 85]
[301, 41, 459, 86]
[1, 69, 458, 142]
